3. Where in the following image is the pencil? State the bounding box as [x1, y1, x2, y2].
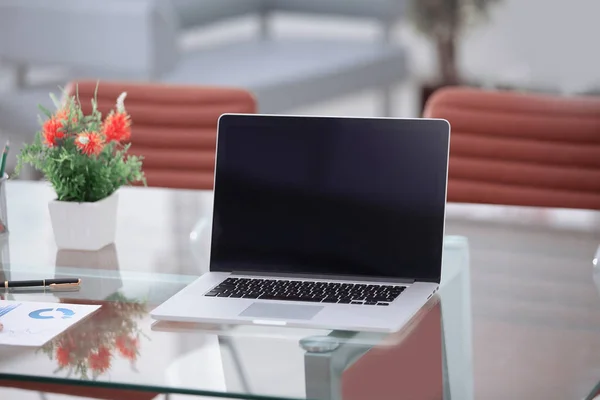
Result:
[0, 140, 9, 178]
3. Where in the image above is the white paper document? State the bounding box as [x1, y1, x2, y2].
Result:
[0, 300, 101, 347]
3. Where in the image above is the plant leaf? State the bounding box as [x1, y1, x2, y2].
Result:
[38, 105, 53, 118]
[49, 93, 61, 109]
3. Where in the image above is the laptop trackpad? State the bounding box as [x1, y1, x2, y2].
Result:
[239, 302, 324, 320]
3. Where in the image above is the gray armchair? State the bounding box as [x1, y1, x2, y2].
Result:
[0, 0, 409, 173]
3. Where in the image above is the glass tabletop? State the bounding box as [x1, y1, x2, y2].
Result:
[1, 181, 600, 399]
[0, 264, 450, 400]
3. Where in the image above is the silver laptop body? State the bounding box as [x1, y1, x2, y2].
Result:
[151, 114, 450, 333]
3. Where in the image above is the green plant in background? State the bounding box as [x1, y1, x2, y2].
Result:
[15, 86, 145, 202]
[408, 0, 503, 85]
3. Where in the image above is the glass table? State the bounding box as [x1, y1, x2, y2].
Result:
[0, 263, 453, 400]
[0, 181, 600, 399]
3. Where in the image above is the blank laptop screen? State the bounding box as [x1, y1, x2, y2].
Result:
[211, 115, 449, 283]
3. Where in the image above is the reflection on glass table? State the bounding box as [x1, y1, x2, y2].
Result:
[0, 235, 471, 400]
[292, 236, 471, 400]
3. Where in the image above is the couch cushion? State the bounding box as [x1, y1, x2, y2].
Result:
[163, 38, 408, 112]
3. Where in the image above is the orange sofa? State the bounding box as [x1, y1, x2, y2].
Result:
[67, 81, 257, 190]
[424, 87, 600, 210]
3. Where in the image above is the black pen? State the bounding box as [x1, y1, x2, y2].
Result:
[3, 278, 81, 289]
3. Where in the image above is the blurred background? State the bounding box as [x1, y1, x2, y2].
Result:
[0, 0, 598, 177]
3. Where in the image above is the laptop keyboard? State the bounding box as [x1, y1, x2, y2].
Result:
[204, 278, 406, 306]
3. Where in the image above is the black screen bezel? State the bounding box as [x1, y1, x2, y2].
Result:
[209, 114, 450, 283]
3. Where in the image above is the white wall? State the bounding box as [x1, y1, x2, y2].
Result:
[459, 0, 599, 92]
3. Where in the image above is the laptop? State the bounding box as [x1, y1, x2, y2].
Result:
[151, 115, 450, 333]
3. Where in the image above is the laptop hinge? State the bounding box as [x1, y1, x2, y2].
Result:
[230, 271, 416, 284]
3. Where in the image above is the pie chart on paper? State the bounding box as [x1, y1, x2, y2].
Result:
[0, 300, 100, 346]
[28, 308, 75, 320]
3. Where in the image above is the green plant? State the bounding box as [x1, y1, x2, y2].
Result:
[408, 0, 503, 85]
[15, 86, 145, 202]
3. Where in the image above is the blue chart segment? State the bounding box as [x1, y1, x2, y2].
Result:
[28, 308, 75, 320]
[0, 303, 21, 318]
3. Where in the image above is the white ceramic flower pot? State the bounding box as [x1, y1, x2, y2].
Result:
[48, 191, 119, 251]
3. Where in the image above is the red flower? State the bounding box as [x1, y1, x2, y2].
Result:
[56, 346, 71, 367]
[102, 112, 131, 143]
[89, 346, 111, 373]
[75, 131, 104, 156]
[54, 108, 78, 125]
[42, 117, 65, 147]
[116, 335, 139, 361]
[41, 108, 78, 147]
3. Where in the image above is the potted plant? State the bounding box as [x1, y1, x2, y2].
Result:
[15, 86, 145, 251]
[407, 0, 503, 109]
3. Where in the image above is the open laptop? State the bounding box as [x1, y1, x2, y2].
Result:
[151, 115, 450, 333]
